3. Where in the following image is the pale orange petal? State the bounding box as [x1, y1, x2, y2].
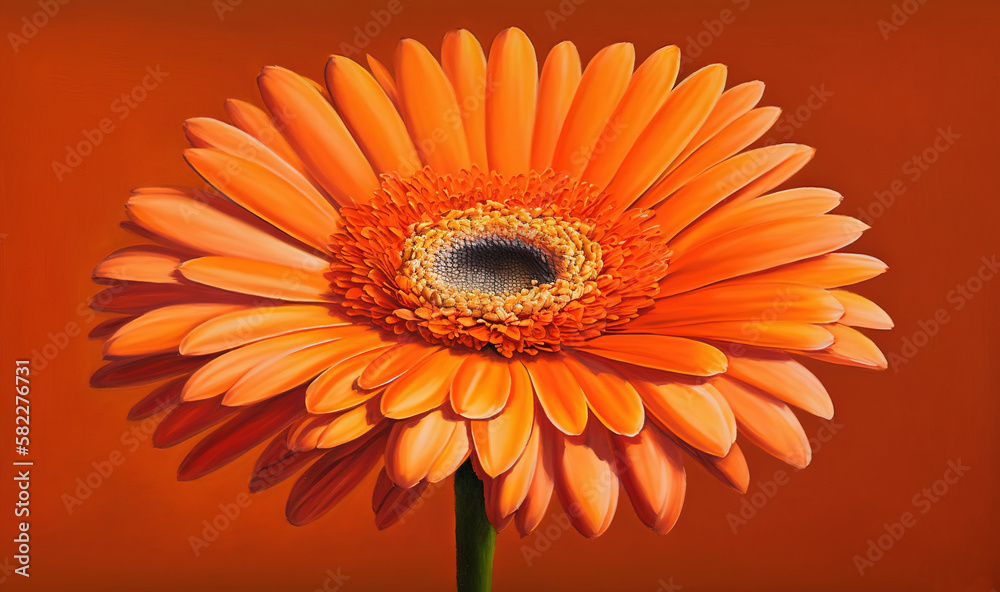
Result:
[576, 334, 727, 376]
[126, 191, 328, 270]
[451, 354, 512, 419]
[627, 373, 733, 456]
[564, 352, 644, 437]
[384, 410, 458, 488]
[325, 56, 421, 176]
[181, 304, 350, 355]
[442, 29, 489, 168]
[829, 290, 894, 329]
[184, 148, 341, 253]
[380, 348, 467, 419]
[726, 354, 834, 419]
[178, 256, 331, 302]
[530, 42, 581, 172]
[358, 341, 441, 390]
[606, 63, 726, 211]
[395, 39, 471, 173]
[660, 320, 835, 351]
[524, 353, 588, 436]
[317, 398, 384, 448]
[612, 425, 686, 534]
[471, 360, 534, 477]
[93, 246, 183, 284]
[105, 303, 245, 357]
[306, 347, 392, 414]
[712, 375, 811, 469]
[551, 43, 635, 178]
[553, 422, 619, 537]
[805, 324, 888, 369]
[258, 66, 379, 205]
[485, 27, 537, 176]
[580, 45, 679, 189]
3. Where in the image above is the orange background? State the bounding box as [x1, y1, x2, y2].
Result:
[1, 0, 998, 590]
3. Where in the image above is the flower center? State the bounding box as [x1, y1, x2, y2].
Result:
[399, 204, 602, 323]
[432, 235, 557, 294]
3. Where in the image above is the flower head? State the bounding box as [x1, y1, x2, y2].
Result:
[92, 28, 890, 537]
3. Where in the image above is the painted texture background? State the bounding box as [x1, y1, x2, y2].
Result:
[0, 0, 997, 589]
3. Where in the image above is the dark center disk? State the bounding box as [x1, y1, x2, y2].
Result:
[435, 236, 557, 294]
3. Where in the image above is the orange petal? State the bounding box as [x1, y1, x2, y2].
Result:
[553, 422, 619, 537]
[366, 55, 399, 107]
[606, 64, 726, 211]
[317, 398, 384, 448]
[628, 373, 733, 456]
[126, 191, 327, 271]
[181, 304, 350, 355]
[178, 256, 331, 302]
[471, 360, 534, 477]
[829, 290, 893, 329]
[442, 29, 489, 168]
[358, 341, 441, 390]
[488, 422, 541, 521]
[514, 433, 554, 536]
[725, 353, 834, 419]
[576, 334, 727, 376]
[712, 376, 811, 469]
[183, 148, 341, 253]
[485, 27, 537, 176]
[661, 321, 835, 351]
[181, 327, 360, 401]
[658, 80, 766, 179]
[669, 187, 842, 257]
[451, 354, 512, 419]
[682, 438, 750, 493]
[223, 98, 308, 172]
[384, 410, 458, 488]
[524, 354, 588, 436]
[530, 41, 581, 172]
[105, 303, 245, 357]
[726, 253, 888, 289]
[640, 106, 779, 208]
[426, 422, 471, 483]
[806, 324, 888, 369]
[395, 38, 471, 174]
[94, 246, 183, 284]
[662, 215, 869, 296]
[380, 348, 467, 419]
[183, 117, 321, 202]
[551, 43, 635, 178]
[224, 328, 378, 406]
[564, 352, 644, 436]
[257, 66, 378, 205]
[612, 425, 686, 534]
[725, 145, 816, 206]
[325, 56, 421, 176]
[581, 45, 680, 189]
[651, 143, 806, 241]
[306, 347, 392, 414]
[639, 283, 845, 329]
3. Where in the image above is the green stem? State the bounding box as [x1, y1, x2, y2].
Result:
[454, 460, 496, 592]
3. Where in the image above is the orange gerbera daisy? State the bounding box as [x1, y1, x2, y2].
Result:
[91, 27, 890, 587]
